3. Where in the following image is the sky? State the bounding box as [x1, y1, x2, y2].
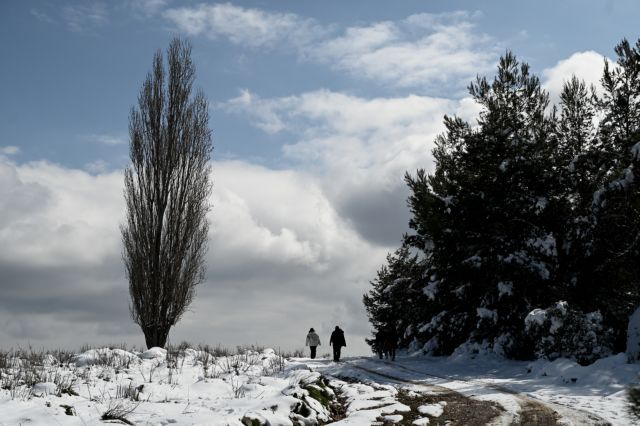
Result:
[1, 0, 639, 355]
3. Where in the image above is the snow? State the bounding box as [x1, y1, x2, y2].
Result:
[31, 382, 57, 397]
[593, 166, 636, 207]
[463, 254, 482, 268]
[534, 196, 548, 213]
[497, 281, 513, 297]
[633, 142, 640, 161]
[628, 306, 640, 362]
[525, 302, 568, 333]
[417, 402, 445, 416]
[525, 308, 547, 328]
[140, 346, 168, 360]
[71, 347, 141, 367]
[527, 233, 557, 257]
[476, 307, 498, 322]
[422, 279, 439, 301]
[1, 346, 640, 424]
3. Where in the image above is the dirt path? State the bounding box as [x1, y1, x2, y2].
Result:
[338, 363, 503, 425]
[365, 360, 611, 425]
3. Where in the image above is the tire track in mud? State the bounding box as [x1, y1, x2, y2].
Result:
[341, 363, 504, 425]
[373, 360, 611, 425]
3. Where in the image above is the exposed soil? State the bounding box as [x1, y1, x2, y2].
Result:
[348, 363, 562, 426]
[386, 387, 503, 426]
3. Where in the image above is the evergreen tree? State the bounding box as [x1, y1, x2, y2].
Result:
[555, 76, 598, 303]
[365, 39, 640, 362]
[405, 52, 560, 357]
[363, 245, 428, 351]
[587, 39, 640, 350]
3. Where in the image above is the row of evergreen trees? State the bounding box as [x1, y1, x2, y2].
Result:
[364, 39, 640, 363]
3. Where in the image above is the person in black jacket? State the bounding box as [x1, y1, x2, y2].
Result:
[385, 327, 398, 361]
[375, 329, 387, 359]
[329, 326, 346, 361]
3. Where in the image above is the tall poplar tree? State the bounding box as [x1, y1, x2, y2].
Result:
[122, 38, 213, 349]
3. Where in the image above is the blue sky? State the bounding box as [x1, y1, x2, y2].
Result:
[3, 0, 637, 170]
[1, 0, 639, 353]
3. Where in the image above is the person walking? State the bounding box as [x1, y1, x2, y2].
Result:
[329, 326, 346, 362]
[305, 328, 321, 359]
[385, 327, 398, 361]
[375, 329, 387, 359]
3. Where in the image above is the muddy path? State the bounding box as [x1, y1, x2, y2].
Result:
[336, 361, 609, 426]
[351, 359, 611, 425]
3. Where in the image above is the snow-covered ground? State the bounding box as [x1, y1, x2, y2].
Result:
[1, 345, 639, 425]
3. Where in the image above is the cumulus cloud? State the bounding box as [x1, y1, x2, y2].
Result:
[163, 4, 496, 89]
[312, 12, 496, 89]
[542, 51, 612, 105]
[0, 157, 385, 354]
[223, 89, 476, 245]
[0, 160, 123, 267]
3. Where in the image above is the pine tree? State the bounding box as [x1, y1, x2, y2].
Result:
[404, 52, 560, 357]
[366, 39, 640, 361]
[587, 39, 640, 350]
[363, 245, 428, 351]
[555, 76, 598, 303]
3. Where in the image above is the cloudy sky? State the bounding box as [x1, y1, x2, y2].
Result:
[1, 0, 638, 355]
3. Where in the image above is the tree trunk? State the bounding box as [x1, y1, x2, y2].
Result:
[143, 326, 169, 349]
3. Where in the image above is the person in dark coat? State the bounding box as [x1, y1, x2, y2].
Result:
[329, 326, 346, 362]
[385, 327, 398, 361]
[375, 329, 387, 359]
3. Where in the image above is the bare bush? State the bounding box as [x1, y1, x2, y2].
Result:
[101, 399, 140, 425]
[116, 382, 143, 401]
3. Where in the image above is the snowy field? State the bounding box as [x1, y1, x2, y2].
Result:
[0, 345, 639, 425]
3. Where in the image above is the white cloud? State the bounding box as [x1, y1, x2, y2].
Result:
[129, 0, 168, 17]
[86, 133, 127, 146]
[0, 159, 123, 267]
[0, 156, 384, 354]
[30, 8, 54, 23]
[313, 12, 496, 89]
[164, 5, 495, 89]
[0, 146, 20, 156]
[224, 89, 460, 177]
[84, 159, 110, 174]
[62, 3, 109, 33]
[223, 89, 477, 245]
[163, 3, 325, 49]
[542, 51, 611, 105]
[222, 89, 294, 134]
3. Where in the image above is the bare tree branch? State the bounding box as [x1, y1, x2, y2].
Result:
[121, 38, 213, 349]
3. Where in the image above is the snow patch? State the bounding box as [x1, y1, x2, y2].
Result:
[633, 142, 640, 161]
[140, 347, 168, 360]
[71, 348, 140, 367]
[31, 382, 57, 397]
[627, 305, 640, 362]
[423, 279, 439, 301]
[476, 307, 497, 323]
[418, 402, 446, 417]
[497, 281, 513, 297]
